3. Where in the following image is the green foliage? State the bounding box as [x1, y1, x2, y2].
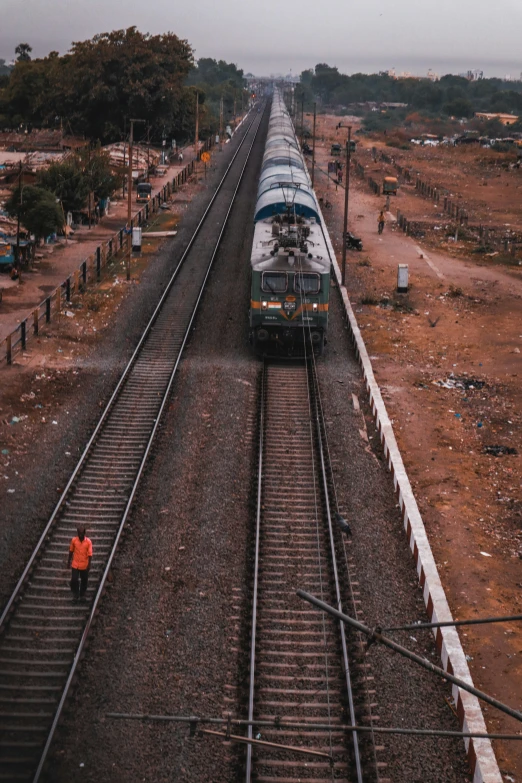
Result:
[186, 57, 248, 136]
[300, 64, 522, 124]
[38, 161, 90, 214]
[15, 43, 32, 62]
[38, 149, 120, 212]
[5, 185, 63, 241]
[0, 32, 247, 145]
[58, 28, 194, 141]
[3, 28, 194, 142]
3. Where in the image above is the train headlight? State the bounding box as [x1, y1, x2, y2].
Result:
[262, 301, 268, 310]
[313, 303, 318, 312]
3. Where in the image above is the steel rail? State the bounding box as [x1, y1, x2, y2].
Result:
[0, 108, 266, 783]
[31, 110, 266, 783]
[308, 361, 363, 781]
[245, 361, 265, 781]
[0, 111, 258, 632]
[245, 362, 366, 783]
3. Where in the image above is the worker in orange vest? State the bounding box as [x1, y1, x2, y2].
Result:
[68, 525, 93, 602]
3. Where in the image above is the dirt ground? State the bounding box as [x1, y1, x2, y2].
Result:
[352, 128, 522, 230]
[312, 114, 522, 780]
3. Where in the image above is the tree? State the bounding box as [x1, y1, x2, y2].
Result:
[444, 98, 474, 118]
[15, 43, 32, 62]
[38, 160, 90, 214]
[77, 147, 121, 201]
[55, 27, 194, 141]
[5, 185, 63, 242]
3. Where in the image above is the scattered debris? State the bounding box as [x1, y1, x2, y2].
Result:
[435, 374, 485, 390]
[483, 445, 518, 456]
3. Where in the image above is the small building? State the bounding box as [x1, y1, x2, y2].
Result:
[475, 112, 519, 126]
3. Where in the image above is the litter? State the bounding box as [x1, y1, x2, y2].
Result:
[435, 373, 485, 390]
[65, 310, 75, 318]
[1, 449, 9, 455]
[483, 445, 517, 456]
[480, 551, 493, 557]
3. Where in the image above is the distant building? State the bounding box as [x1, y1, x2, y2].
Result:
[475, 112, 519, 126]
[458, 70, 484, 81]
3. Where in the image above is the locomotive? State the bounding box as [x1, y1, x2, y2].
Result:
[249, 89, 331, 357]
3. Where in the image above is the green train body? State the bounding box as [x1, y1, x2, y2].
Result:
[249, 215, 330, 357]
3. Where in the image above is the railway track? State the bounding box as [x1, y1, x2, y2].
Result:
[245, 360, 377, 783]
[0, 108, 266, 783]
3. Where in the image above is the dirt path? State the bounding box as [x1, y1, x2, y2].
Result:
[313, 116, 522, 781]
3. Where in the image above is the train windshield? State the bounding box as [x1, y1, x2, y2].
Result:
[294, 273, 320, 294]
[137, 183, 152, 196]
[262, 272, 287, 293]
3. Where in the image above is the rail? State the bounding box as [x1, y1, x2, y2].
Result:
[245, 359, 365, 783]
[0, 107, 264, 783]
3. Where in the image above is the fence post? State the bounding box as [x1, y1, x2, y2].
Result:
[82, 261, 87, 286]
[20, 319, 26, 350]
[46, 297, 51, 322]
[6, 334, 11, 365]
[55, 287, 61, 315]
[66, 276, 71, 303]
[33, 308, 39, 335]
[96, 247, 101, 281]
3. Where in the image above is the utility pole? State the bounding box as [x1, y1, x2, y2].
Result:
[194, 90, 199, 171]
[341, 126, 352, 287]
[300, 91, 304, 149]
[88, 146, 92, 229]
[219, 94, 224, 150]
[311, 103, 317, 188]
[127, 118, 145, 281]
[146, 126, 151, 183]
[16, 161, 22, 266]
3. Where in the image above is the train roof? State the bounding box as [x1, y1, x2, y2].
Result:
[250, 218, 330, 274]
[258, 166, 310, 193]
[255, 89, 320, 222]
[254, 186, 320, 223]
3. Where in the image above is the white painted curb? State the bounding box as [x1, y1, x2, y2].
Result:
[320, 215, 502, 783]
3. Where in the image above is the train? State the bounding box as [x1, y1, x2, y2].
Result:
[249, 89, 331, 358]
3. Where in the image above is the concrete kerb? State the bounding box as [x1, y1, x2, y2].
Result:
[319, 210, 502, 783]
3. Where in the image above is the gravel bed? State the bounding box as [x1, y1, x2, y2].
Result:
[44, 113, 267, 782]
[3, 108, 473, 782]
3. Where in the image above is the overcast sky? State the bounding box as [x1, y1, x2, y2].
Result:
[1, 0, 521, 79]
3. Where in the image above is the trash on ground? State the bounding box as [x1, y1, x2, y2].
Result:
[480, 551, 493, 557]
[435, 373, 485, 390]
[483, 445, 518, 456]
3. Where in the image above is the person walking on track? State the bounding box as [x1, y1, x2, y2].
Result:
[378, 210, 385, 235]
[68, 525, 92, 602]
